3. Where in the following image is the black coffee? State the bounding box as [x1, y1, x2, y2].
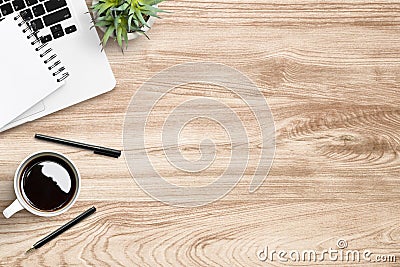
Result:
[20, 155, 77, 211]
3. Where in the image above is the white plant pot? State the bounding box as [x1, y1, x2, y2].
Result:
[91, 0, 156, 41]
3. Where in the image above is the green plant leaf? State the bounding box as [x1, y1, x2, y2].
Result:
[142, 5, 167, 14]
[127, 14, 133, 32]
[139, 0, 165, 6]
[122, 27, 128, 49]
[135, 8, 149, 27]
[102, 25, 115, 46]
[111, 2, 129, 11]
[141, 10, 160, 19]
[116, 25, 123, 47]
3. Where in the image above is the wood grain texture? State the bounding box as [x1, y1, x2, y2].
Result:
[1, 0, 400, 266]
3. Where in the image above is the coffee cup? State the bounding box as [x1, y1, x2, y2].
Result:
[3, 151, 81, 218]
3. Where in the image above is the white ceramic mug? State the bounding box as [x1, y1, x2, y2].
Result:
[3, 151, 81, 218]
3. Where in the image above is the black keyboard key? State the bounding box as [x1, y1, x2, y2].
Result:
[12, 0, 25, 11]
[40, 33, 52, 43]
[30, 17, 43, 30]
[52, 29, 63, 39]
[0, 0, 3, 5]
[50, 22, 61, 31]
[20, 8, 32, 20]
[25, 0, 38, 6]
[43, 7, 70, 26]
[44, 0, 66, 12]
[65, 24, 76, 34]
[1, 3, 13, 15]
[32, 3, 44, 16]
[50, 22, 61, 32]
[50, 23, 63, 38]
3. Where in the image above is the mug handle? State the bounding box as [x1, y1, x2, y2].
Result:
[3, 199, 24, 218]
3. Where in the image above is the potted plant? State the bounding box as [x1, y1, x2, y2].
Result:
[91, 0, 167, 50]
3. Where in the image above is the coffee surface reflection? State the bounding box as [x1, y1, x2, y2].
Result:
[21, 156, 77, 211]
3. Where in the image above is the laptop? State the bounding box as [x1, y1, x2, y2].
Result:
[0, 0, 116, 131]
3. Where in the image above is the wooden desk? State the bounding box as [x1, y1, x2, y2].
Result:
[1, 1, 399, 266]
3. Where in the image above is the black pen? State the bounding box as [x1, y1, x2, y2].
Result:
[35, 134, 121, 158]
[26, 207, 96, 253]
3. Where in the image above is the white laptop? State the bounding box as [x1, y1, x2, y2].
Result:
[0, 0, 116, 131]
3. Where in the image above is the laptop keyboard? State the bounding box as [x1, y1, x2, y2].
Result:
[0, 0, 76, 43]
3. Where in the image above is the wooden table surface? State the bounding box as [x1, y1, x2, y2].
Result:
[1, 0, 400, 266]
